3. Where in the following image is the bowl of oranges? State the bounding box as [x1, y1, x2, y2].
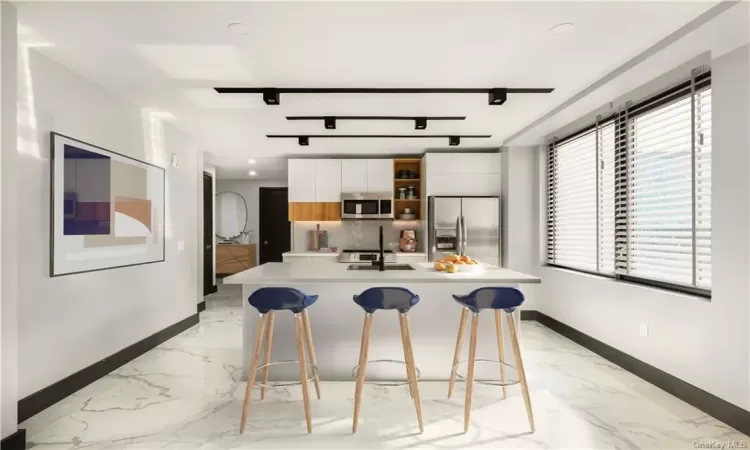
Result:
[433, 254, 483, 273]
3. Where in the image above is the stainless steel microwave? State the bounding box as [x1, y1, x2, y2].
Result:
[341, 193, 393, 220]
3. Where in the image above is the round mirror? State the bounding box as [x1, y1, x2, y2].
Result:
[216, 191, 248, 242]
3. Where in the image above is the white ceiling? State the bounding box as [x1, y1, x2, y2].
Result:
[16, 1, 717, 179]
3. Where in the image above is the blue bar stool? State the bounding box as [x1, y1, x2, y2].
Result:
[448, 288, 534, 433]
[239, 288, 321, 434]
[351, 287, 423, 433]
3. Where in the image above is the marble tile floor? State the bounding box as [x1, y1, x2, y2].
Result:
[21, 286, 748, 449]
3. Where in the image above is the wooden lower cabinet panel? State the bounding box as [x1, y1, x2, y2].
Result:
[288, 202, 341, 221]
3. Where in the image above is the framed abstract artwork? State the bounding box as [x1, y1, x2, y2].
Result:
[50, 132, 165, 276]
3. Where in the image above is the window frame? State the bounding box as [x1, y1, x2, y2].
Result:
[546, 70, 712, 299]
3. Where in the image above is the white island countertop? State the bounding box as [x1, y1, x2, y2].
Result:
[224, 262, 540, 285]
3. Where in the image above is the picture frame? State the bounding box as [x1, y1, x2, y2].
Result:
[50, 132, 166, 277]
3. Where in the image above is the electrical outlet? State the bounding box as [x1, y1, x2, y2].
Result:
[639, 323, 649, 338]
[178, 241, 185, 251]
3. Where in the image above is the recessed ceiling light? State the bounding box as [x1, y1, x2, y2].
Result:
[549, 23, 575, 35]
[248, 170, 257, 176]
[247, 159, 256, 165]
[228, 22, 248, 36]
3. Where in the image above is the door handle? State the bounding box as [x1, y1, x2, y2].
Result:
[264, 241, 268, 245]
[206, 245, 211, 250]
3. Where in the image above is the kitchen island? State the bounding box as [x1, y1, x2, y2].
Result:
[223, 262, 541, 381]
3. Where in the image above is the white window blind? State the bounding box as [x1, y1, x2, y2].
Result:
[547, 122, 615, 275]
[548, 69, 711, 294]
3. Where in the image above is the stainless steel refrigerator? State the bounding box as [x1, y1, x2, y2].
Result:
[428, 196, 501, 266]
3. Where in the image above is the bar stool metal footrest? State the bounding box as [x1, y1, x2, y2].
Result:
[454, 358, 520, 387]
[253, 360, 319, 388]
[351, 359, 422, 387]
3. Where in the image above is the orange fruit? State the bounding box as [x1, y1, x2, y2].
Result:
[445, 264, 457, 273]
[434, 262, 446, 272]
[461, 255, 472, 263]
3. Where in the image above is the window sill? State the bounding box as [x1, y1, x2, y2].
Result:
[542, 263, 712, 302]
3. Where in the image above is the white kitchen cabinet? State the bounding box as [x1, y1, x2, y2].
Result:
[341, 159, 368, 193]
[366, 159, 394, 194]
[425, 153, 501, 196]
[288, 159, 316, 202]
[426, 153, 501, 175]
[314, 159, 342, 201]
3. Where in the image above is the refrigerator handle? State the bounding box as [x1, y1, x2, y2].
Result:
[429, 198, 436, 260]
[456, 216, 463, 256]
[461, 216, 467, 255]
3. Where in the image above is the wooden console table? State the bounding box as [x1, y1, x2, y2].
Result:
[217, 244, 256, 276]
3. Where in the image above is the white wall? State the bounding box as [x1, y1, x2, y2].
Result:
[534, 45, 750, 411]
[502, 146, 541, 310]
[216, 179, 286, 263]
[16, 49, 201, 398]
[1, 1, 18, 439]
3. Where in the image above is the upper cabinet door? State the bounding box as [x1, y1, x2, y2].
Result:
[366, 159, 394, 194]
[341, 159, 368, 193]
[426, 153, 501, 175]
[314, 159, 342, 202]
[288, 159, 316, 202]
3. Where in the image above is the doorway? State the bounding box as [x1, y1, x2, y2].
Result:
[259, 187, 291, 264]
[203, 172, 217, 296]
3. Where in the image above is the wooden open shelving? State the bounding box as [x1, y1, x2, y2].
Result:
[393, 158, 423, 220]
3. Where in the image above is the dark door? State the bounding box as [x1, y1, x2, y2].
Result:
[259, 187, 291, 264]
[203, 172, 216, 295]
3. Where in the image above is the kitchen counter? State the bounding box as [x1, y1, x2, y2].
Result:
[281, 251, 340, 257]
[224, 262, 539, 285]
[225, 262, 540, 382]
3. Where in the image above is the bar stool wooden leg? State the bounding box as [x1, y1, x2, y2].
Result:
[464, 312, 479, 433]
[507, 311, 535, 432]
[494, 310, 508, 399]
[240, 314, 267, 434]
[302, 310, 321, 400]
[352, 313, 373, 433]
[294, 314, 313, 433]
[398, 314, 414, 399]
[448, 307, 469, 399]
[401, 313, 424, 433]
[260, 311, 276, 400]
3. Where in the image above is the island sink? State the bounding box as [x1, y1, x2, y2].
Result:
[347, 264, 416, 271]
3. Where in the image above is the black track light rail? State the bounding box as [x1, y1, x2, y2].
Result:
[215, 87, 552, 94]
[267, 134, 491, 147]
[286, 115, 466, 121]
[286, 115, 466, 130]
[214, 87, 554, 105]
[266, 134, 491, 138]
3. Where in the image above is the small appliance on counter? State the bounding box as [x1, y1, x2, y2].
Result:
[339, 249, 397, 263]
[399, 229, 418, 252]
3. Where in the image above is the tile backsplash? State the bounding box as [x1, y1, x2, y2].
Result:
[292, 221, 423, 252]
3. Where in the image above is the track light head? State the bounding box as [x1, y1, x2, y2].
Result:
[324, 117, 336, 129]
[449, 136, 460, 146]
[298, 136, 309, 146]
[263, 89, 280, 105]
[415, 117, 427, 130]
[488, 88, 507, 105]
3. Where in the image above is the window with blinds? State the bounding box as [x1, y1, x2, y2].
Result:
[547, 69, 711, 295]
